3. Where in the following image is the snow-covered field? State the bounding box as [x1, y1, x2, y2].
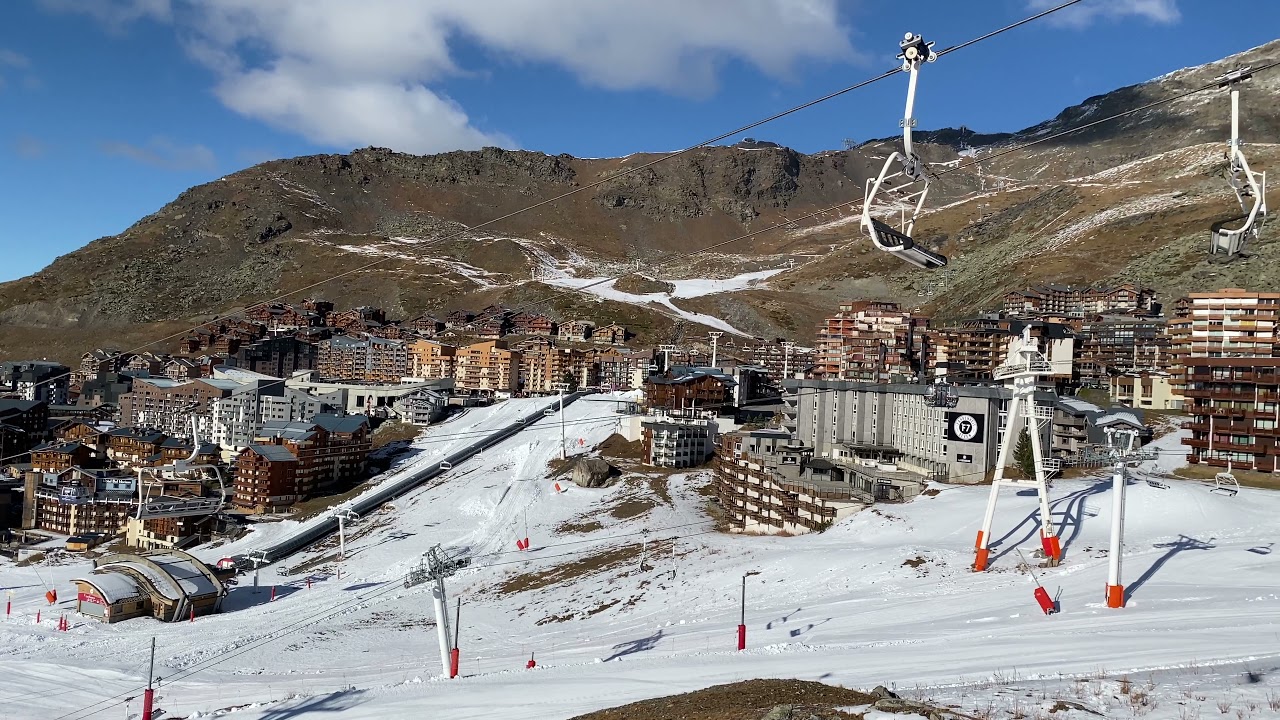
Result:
[2, 404, 1278, 720]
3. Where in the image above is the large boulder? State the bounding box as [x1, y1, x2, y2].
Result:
[571, 457, 617, 488]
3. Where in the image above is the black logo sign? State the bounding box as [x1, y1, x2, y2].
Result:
[946, 412, 984, 443]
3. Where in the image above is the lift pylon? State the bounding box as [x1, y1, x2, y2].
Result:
[973, 326, 1061, 571]
[1209, 67, 1268, 258]
[859, 32, 948, 270]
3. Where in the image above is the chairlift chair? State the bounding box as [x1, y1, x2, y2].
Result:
[859, 33, 948, 270]
[1208, 68, 1268, 259]
[439, 461, 453, 471]
[135, 417, 228, 520]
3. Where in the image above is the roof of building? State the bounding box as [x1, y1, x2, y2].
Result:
[73, 572, 145, 603]
[32, 440, 87, 455]
[98, 553, 221, 602]
[247, 444, 298, 462]
[312, 413, 369, 434]
[1094, 412, 1145, 429]
[0, 399, 43, 414]
[1057, 397, 1103, 415]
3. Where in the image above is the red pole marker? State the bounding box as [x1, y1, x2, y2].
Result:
[270, 586, 277, 602]
[306, 577, 311, 589]
[1033, 586, 1055, 615]
[737, 623, 746, 651]
[190, 606, 195, 623]
[449, 648, 460, 678]
[5, 600, 9, 616]
[526, 652, 537, 669]
[36, 610, 41, 624]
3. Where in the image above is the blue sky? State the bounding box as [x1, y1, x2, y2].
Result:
[1, 0, 1277, 282]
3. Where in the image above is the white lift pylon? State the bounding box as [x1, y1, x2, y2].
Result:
[859, 32, 948, 270]
[1209, 67, 1268, 258]
[973, 326, 1062, 572]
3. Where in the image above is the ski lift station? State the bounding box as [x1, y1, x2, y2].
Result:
[70, 548, 228, 623]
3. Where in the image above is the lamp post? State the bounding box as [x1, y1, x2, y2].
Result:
[738, 570, 760, 650]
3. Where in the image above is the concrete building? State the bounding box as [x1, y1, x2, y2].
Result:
[233, 414, 371, 512]
[1003, 283, 1155, 318]
[714, 429, 870, 535]
[283, 371, 454, 416]
[644, 368, 735, 412]
[784, 379, 1055, 484]
[640, 410, 718, 468]
[1076, 318, 1171, 386]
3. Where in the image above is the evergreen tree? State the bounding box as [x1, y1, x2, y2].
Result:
[562, 371, 580, 393]
[1013, 427, 1037, 478]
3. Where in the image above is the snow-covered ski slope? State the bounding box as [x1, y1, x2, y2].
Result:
[1, 404, 1277, 720]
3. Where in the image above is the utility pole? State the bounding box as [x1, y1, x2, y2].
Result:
[142, 637, 156, 720]
[1106, 461, 1127, 609]
[248, 551, 268, 590]
[708, 332, 723, 368]
[781, 342, 795, 380]
[658, 344, 677, 372]
[405, 545, 471, 679]
[335, 509, 359, 561]
[558, 390, 566, 460]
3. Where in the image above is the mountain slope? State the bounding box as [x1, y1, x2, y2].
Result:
[3, 40, 1279, 361]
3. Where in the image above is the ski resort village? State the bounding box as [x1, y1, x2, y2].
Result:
[2, 3, 1280, 720]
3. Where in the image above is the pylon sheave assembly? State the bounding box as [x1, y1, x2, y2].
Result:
[859, 32, 948, 270]
[1208, 67, 1268, 259]
[973, 327, 1062, 572]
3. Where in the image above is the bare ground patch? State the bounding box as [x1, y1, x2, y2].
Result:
[569, 679, 876, 720]
[496, 543, 638, 595]
[610, 498, 656, 520]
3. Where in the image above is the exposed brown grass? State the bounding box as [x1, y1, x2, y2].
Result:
[496, 543, 638, 595]
[610, 498, 655, 520]
[569, 679, 875, 720]
[1172, 464, 1280, 491]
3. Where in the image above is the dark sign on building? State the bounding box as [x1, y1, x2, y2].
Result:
[945, 412, 984, 443]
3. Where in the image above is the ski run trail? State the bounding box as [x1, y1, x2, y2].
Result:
[1, 396, 1277, 720]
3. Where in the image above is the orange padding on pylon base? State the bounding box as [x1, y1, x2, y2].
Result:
[974, 530, 985, 550]
[1046, 535, 1062, 559]
[1106, 584, 1124, 608]
[974, 548, 990, 572]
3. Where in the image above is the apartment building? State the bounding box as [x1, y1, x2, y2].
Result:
[0, 361, 71, 405]
[510, 312, 556, 336]
[594, 347, 652, 390]
[117, 378, 242, 439]
[454, 340, 521, 394]
[316, 335, 409, 383]
[557, 320, 595, 342]
[595, 323, 628, 345]
[1182, 357, 1280, 472]
[640, 410, 718, 468]
[1111, 371, 1180, 411]
[407, 339, 457, 380]
[814, 301, 926, 381]
[714, 429, 883, 535]
[933, 317, 1074, 385]
[75, 349, 131, 384]
[232, 336, 318, 378]
[0, 399, 49, 451]
[233, 414, 370, 512]
[522, 347, 599, 394]
[209, 382, 335, 452]
[1003, 283, 1155, 318]
[22, 468, 137, 536]
[644, 369, 735, 412]
[741, 343, 816, 382]
[1076, 318, 1170, 386]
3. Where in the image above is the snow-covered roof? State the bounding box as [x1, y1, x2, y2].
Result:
[1095, 411, 1144, 429]
[1057, 397, 1102, 415]
[73, 572, 144, 603]
[98, 554, 220, 602]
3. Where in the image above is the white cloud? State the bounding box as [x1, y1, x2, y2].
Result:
[100, 136, 217, 171]
[1028, 0, 1180, 28]
[40, 0, 171, 29]
[51, 0, 855, 155]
